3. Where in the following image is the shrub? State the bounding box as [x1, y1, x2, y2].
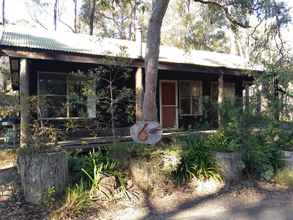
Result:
[241, 130, 284, 181]
[207, 129, 240, 152]
[80, 150, 127, 199]
[172, 135, 222, 185]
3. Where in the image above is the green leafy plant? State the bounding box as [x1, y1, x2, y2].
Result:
[242, 128, 284, 181]
[80, 150, 128, 199]
[42, 186, 56, 208]
[172, 135, 222, 185]
[207, 129, 240, 152]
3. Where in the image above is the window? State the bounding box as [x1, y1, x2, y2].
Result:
[38, 72, 96, 119]
[223, 82, 236, 100]
[211, 82, 236, 103]
[179, 81, 202, 115]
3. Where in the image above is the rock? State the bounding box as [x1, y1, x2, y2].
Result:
[92, 175, 117, 200]
[191, 178, 224, 196]
[282, 151, 293, 169]
[18, 151, 68, 205]
[215, 152, 244, 183]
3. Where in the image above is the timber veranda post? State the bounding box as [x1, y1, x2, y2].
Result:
[135, 67, 143, 122]
[218, 73, 224, 127]
[19, 58, 30, 148]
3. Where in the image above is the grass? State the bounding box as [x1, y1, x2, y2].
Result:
[275, 169, 293, 188]
[0, 149, 16, 168]
[50, 181, 90, 220]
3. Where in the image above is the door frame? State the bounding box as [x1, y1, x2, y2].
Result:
[159, 80, 178, 129]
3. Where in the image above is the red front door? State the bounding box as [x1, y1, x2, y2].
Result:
[161, 81, 177, 129]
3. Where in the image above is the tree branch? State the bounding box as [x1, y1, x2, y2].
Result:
[194, 0, 250, 28]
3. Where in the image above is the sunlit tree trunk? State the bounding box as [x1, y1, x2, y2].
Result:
[73, 0, 78, 32]
[143, 0, 169, 121]
[54, 0, 58, 31]
[89, 0, 96, 35]
[2, 0, 5, 25]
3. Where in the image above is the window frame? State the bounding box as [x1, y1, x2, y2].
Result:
[179, 80, 203, 116]
[37, 71, 96, 120]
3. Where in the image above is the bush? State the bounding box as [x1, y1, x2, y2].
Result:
[241, 130, 284, 181]
[70, 150, 127, 199]
[172, 135, 222, 185]
[207, 129, 240, 152]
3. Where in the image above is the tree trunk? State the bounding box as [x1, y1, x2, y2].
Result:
[19, 59, 30, 148]
[18, 151, 68, 205]
[73, 0, 78, 32]
[2, 0, 5, 25]
[218, 73, 224, 127]
[89, 0, 96, 35]
[143, 0, 169, 121]
[54, 0, 58, 31]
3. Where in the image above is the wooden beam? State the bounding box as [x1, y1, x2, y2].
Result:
[218, 73, 224, 127]
[244, 82, 250, 113]
[19, 59, 30, 148]
[135, 67, 143, 121]
[0, 48, 259, 76]
[1, 49, 143, 66]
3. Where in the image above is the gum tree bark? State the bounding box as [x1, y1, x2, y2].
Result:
[143, 0, 170, 122]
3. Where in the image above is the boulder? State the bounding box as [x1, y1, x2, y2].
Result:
[282, 151, 293, 169]
[215, 152, 244, 183]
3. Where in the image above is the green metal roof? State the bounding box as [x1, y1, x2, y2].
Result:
[0, 26, 263, 71]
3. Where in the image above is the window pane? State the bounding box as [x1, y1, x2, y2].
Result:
[69, 80, 89, 118]
[192, 98, 200, 115]
[224, 83, 235, 98]
[39, 74, 66, 95]
[180, 81, 191, 97]
[39, 96, 67, 118]
[180, 98, 191, 114]
[191, 81, 201, 96]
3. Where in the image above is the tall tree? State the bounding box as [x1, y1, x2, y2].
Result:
[2, 0, 5, 25]
[142, 0, 290, 123]
[73, 0, 78, 32]
[89, 0, 96, 35]
[143, 0, 170, 121]
[53, 0, 59, 31]
[80, 0, 148, 39]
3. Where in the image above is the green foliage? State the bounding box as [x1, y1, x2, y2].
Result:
[172, 135, 222, 185]
[51, 181, 89, 220]
[42, 186, 56, 208]
[69, 150, 127, 199]
[275, 169, 293, 188]
[207, 129, 240, 152]
[241, 126, 284, 181]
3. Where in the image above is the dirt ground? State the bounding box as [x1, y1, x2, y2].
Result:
[1, 181, 293, 220]
[91, 181, 293, 220]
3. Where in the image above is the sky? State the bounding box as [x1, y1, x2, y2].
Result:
[2, 0, 293, 51]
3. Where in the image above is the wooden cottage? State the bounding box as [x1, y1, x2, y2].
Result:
[0, 27, 263, 145]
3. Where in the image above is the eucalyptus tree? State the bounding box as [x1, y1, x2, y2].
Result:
[142, 0, 291, 132]
[80, 0, 149, 39]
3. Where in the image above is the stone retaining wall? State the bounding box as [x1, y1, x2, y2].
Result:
[282, 151, 293, 169]
[215, 152, 244, 183]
